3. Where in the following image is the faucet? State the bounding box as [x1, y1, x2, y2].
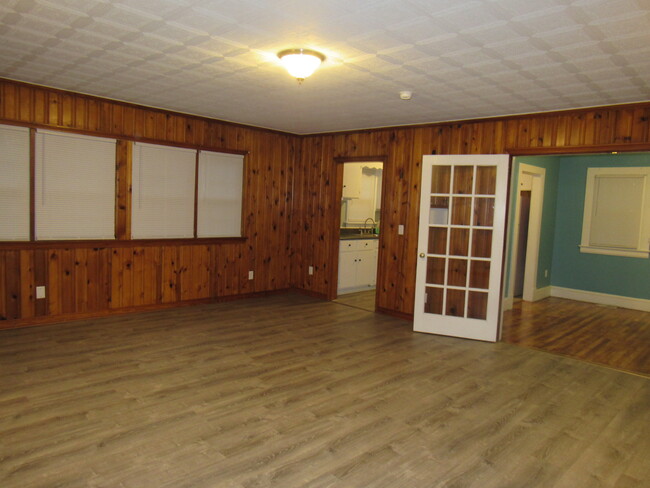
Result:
[364, 217, 376, 235]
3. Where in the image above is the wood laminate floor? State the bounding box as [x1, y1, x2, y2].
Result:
[1, 293, 649, 488]
[334, 290, 376, 312]
[502, 297, 650, 376]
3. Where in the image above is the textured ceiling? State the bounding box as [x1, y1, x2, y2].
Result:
[0, 0, 649, 134]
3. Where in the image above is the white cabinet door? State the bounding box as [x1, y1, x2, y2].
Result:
[338, 250, 358, 291]
[356, 248, 376, 288]
[342, 164, 361, 199]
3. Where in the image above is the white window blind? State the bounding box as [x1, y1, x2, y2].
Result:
[581, 167, 650, 258]
[132, 142, 196, 239]
[590, 176, 643, 248]
[197, 151, 244, 238]
[0, 124, 30, 240]
[35, 130, 116, 240]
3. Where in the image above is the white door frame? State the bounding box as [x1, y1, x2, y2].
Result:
[506, 163, 546, 307]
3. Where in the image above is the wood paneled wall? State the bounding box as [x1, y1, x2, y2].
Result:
[290, 104, 650, 317]
[2, 77, 650, 326]
[0, 79, 296, 327]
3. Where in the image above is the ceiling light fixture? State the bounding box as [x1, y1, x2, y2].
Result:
[278, 48, 325, 83]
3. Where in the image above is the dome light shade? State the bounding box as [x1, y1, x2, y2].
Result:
[278, 49, 325, 81]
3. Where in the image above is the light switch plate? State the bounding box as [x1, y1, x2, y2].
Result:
[308, 266, 314, 275]
[398, 224, 404, 235]
[248, 270, 254, 280]
[36, 286, 46, 299]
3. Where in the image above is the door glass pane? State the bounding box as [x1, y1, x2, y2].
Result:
[428, 227, 447, 254]
[431, 166, 451, 193]
[469, 260, 490, 289]
[453, 166, 474, 194]
[448, 259, 468, 286]
[426, 257, 445, 285]
[451, 197, 472, 225]
[472, 229, 492, 257]
[425, 287, 443, 314]
[446, 289, 465, 317]
[473, 197, 495, 226]
[468, 291, 488, 319]
[475, 166, 497, 195]
[449, 228, 469, 256]
[429, 197, 449, 225]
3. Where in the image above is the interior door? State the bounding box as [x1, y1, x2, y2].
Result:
[413, 155, 509, 342]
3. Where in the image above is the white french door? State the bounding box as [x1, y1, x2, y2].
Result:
[413, 155, 510, 342]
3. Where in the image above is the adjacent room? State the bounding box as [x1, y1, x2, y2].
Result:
[0, 1, 649, 487]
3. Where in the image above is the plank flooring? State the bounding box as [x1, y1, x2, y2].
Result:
[334, 290, 376, 313]
[1, 293, 649, 488]
[502, 297, 650, 376]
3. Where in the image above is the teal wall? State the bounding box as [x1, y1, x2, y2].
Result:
[551, 153, 650, 300]
[505, 156, 560, 297]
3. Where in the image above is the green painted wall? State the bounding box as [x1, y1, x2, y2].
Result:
[504, 156, 560, 297]
[551, 153, 650, 300]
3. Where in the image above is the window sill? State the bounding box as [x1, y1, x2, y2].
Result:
[579, 245, 649, 258]
[0, 236, 247, 250]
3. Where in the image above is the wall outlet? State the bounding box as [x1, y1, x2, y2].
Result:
[248, 270, 254, 280]
[36, 286, 46, 299]
[308, 265, 314, 275]
[544, 269, 548, 278]
[398, 224, 405, 235]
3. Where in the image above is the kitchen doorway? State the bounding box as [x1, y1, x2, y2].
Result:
[333, 159, 384, 313]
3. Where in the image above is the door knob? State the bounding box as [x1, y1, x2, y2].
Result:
[419, 253, 425, 258]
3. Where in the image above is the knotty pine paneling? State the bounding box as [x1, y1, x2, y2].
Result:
[291, 103, 650, 317]
[2, 78, 650, 326]
[0, 79, 295, 327]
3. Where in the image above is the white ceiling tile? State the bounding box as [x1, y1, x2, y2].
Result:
[0, 0, 647, 133]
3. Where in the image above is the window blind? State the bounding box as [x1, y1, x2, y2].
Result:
[132, 142, 196, 239]
[35, 130, 116, 240]
[197, 151, 244, 238]
[0, 125, 30, 240]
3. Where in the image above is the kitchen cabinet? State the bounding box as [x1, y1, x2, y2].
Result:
[337, 239, 379, 294]
[342, 164, 361, 199]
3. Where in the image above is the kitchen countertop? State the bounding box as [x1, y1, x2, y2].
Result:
[340, 234, 379, 240]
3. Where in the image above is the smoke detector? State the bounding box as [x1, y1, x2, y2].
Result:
[399, 90, 412, 100]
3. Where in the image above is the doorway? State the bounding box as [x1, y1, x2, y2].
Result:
[501, 151, 650, 375]
[333, 159, 384, 313]
[507, 163, 546, 305]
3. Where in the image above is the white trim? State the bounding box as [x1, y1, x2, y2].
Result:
[551, 286, 650, 312]
[502, 295, 514, 311]
[522, 167, 545, 302]
[578, 245, 649, 258]
[506, 163, 547, 304]
[532, 285, 551, 301]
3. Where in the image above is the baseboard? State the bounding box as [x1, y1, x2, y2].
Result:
[0, 289, 291, 330]
[502, 296, 514, 311]
[532, 286, 552, 301]
[376, 306, 413, 321]
[551, 286, 650, 312]
[290, 287, 328, 300]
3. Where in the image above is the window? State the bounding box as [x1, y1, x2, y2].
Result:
[35, 130, 116, 240]
[197, 150, 244, 237]
[131, 142, 196, 239]
[580, 167, 650, 258]
[0, 124, 30, 240]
